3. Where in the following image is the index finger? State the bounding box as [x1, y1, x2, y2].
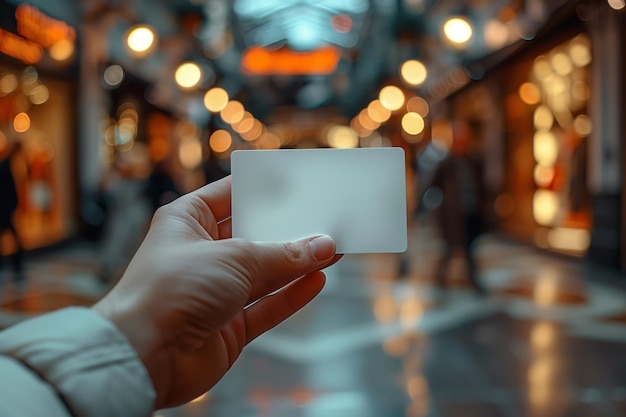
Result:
[193, 175, 232, 222]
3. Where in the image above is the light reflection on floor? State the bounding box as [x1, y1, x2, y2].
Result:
[2, 222, 626, 417]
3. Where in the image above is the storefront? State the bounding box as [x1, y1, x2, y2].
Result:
[0, 1, 78, 250]
[445, 5, 597, 259]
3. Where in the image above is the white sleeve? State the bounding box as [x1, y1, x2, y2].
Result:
[0, 307, 156, 417]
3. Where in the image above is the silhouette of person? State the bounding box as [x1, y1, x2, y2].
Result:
[431, 119, 487, 295]
[97, 151, 151, 284]
[0, 139, 25, 285]
[146, 159, 181, 212]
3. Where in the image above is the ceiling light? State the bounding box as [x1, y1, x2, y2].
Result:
[126, 25, 157, 56]
[175, 62, 203, 89]
[443, 17, 473, 47]
[204, 87, 229, 112]
[400, 60, 428, 87]
[379, 86, 405, 111]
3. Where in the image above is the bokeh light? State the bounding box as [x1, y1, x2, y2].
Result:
[400, 60, 428, 86]
[402, 112, 425, 136]
[127, 25, 157, 55]
[443, 17, 473, 46]
[104, 65, 125, 87]
[220, 100, 245, 124]
[175, 62, 203, 89]
[327, 125, 359, 148]
[209, 129, 232, 153]
[203, 87, 229, 112]
[13, 112, 31, 132]
[379, 86, 405, 111]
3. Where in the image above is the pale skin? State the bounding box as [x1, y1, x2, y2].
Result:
[93, 176, 341, 410]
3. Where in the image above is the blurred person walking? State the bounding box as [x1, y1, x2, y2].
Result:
[431, 119, 488, 295]
[146, 159, 181, 212]
[97, 150, 152, 285]
[0, 139, 25, 286]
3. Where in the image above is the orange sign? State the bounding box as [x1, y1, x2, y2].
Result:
[241, 46, 341, 75]
[0, 29, 43, 64]
[0, 4, 75, 65]
[16, 4, 76, 48]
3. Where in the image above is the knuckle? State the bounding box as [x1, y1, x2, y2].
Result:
[282, 241, 305, 263]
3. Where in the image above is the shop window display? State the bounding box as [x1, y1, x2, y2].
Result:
[0, 65, 75, 250]
[503, 34, 592, 255]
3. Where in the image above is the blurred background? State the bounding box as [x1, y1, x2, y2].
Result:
[1, 0, 626, 416]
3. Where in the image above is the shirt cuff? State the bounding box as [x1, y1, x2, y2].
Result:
[0, 307, 156, 417]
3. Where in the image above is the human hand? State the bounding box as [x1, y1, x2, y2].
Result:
[93, 176, 341, 409]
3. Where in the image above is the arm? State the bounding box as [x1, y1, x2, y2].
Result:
[0, 308, 154, 417]
[0, 175, 340, 414]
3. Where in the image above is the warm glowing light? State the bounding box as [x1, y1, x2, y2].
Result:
[383, 337, 409, 357]
[179, 136, 203, 169]
[533, 106, 554, 131]
[406, 97, 429, 117]
[533, 131, 558, 166]
[232, 112, 254, 134]
[528, 357, 555, 408]
[49, 39, 75, 61]
[531, 322, 555, 351]
[0, 73, 18, 94]
[327, 125, 358, 148]
[484, 19, 509, 50]
[203, 87, 229, 112]
[573, 114, 592, 137]
[104, 65, 124, 87]
[519, 82, 541, 105]
[0, 28, 43, 64]
[547, 228, 590, 252]
[534, 271, 559, 306]
[241, 120, 264, 142]
[400, 299, 423, 327]
[358, 110, 381, 131]
[29, 85, 49, 105]
[175, 62, 202, 89]
[533, 190, 560, 226]
[608, 0, 626, 10]
[443, 17, 473, 46]
[534, 165, 554, 187]
[379, 86, 405, 111]
[241, 46, 341, 75]
[256, 132, 281, 149]
[127, 25, 156, 54]
[13, 112, 30, 132]
[400, 60, 428, 86]
[402, 112, 425, 136]
[569, 35, 592, 67]
[533, 56, 552, 81]
[551, 53, 573, 76]
[209, 130, 232, 153]
[373, 295, 396, 323]
[572, 80, 590, 102]
[220, 101, 245, 124]
[367, 100, 391, 123]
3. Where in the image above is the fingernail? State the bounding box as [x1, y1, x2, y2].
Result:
[309, 235, 335, 261]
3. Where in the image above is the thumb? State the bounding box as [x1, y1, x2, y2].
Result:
[230, 235, 337, 296]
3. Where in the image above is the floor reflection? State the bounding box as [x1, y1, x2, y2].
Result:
[1, 223, 626, 416]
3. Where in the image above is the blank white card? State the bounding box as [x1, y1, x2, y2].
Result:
[231, 148, 407, 254]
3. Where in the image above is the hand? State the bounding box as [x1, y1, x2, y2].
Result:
[93, 176, 341, 409]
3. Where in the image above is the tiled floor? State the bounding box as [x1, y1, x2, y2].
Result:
[2, 220, 626, 417]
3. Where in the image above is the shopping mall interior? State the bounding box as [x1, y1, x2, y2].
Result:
[1, 0, 626, 416]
